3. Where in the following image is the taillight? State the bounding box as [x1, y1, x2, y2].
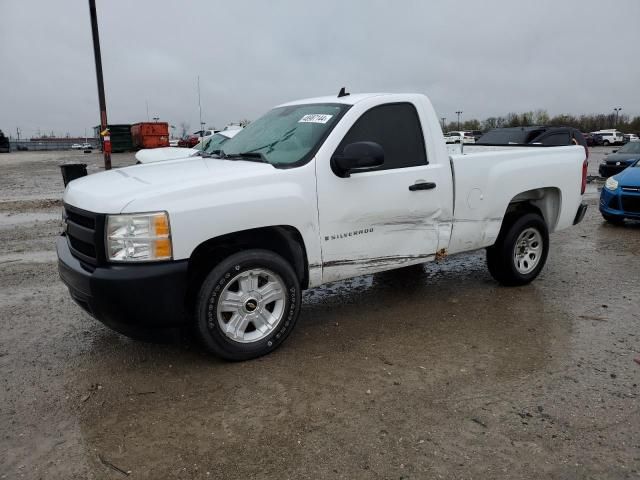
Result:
[581, 159, 588, 195]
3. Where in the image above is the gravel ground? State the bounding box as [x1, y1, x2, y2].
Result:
[1, 148, 639, 479]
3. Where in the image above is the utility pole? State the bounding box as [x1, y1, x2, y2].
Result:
[88, 0, 111, 170]
[146, 100, 150, 122]
[16, 127, 21, 141]
[614, 107, 622, 127]
[441, 117, 446, 130]
[455, 111, 463, 130]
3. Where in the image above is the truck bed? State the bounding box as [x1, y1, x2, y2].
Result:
[446, 145, 586, 254]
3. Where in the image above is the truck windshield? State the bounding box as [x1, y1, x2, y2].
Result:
[207, 103, 350, 166]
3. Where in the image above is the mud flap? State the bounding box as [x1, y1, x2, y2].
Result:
[573, 203, 588, 225]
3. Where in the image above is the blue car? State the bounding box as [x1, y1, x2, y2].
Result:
[600, 159, 640, 223]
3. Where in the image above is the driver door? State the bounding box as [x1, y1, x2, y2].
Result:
[316, 102, 447, 283]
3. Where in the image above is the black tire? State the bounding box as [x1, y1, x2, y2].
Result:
[195, 249, 301, 361]
[603, 140, 610, 146]
[602, 213, 624, 225]
[486, 212, 549, 286]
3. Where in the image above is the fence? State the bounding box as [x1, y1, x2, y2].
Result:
[8, 140, 100, 151]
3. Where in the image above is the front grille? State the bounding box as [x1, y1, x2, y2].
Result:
[622, 186, 640, 193]
[621, 195, 640, 214]
[63, 204, 104, 266]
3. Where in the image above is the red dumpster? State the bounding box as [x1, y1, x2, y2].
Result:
[131, 122, 170, 149]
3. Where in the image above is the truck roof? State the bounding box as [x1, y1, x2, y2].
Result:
[277, 93, 403, 107]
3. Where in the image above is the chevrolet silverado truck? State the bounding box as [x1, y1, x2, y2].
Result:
[57, 92, 588, 360]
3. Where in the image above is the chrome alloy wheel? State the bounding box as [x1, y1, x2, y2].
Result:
[513, 227, 543, 274]
[216, 268, 286, 343]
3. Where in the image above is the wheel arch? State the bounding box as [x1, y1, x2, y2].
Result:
[505, 187, 561, 231]
[185, 225, 309, 312]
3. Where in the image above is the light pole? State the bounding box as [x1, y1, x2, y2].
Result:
[441, 117, 446, 130]
[455, 110, 463, 130]
[614, 107, 622, 127]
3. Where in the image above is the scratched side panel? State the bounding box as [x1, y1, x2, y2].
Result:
[313, 94, 455, 284]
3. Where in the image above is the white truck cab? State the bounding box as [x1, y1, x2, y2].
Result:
[58, 91, 588, 360]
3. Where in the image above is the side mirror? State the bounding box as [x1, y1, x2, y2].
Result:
[331, 141, 384, 178]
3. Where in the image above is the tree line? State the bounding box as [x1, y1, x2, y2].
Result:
[443, 110, 640, 134]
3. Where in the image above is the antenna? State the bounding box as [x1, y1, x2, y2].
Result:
[197, 76, 204, 140]
[337, 87, 350, 98]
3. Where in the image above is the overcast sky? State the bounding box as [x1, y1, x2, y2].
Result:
[1, 0, 639, 138]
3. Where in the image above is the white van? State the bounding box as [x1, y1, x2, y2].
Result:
[591, 129, 624, 146]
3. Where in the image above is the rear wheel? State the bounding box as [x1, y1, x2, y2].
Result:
[195, 249, 301, 361]
[603, 140, 610, 146]
[487, 212, 549, 286]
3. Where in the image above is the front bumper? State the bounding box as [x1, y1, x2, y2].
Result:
[57, 236, 189, 330]
[599, 188, 640, 220]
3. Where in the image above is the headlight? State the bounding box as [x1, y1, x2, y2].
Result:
[605, 177, 619, 191]
[106, 212, 172, 262]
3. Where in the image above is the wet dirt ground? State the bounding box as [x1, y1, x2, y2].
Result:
[1, 148, 639, 479]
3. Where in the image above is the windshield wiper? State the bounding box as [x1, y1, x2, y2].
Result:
[224, 152, 270, 164]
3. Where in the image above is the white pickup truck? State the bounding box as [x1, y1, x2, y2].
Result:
[57, 92, 588, 360]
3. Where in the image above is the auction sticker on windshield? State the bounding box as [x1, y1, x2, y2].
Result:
[299, 114, 333, 124]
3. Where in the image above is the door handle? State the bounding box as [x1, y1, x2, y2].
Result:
[409, 182, 436, 191]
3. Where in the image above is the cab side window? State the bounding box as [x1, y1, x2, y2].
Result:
[336, 103, 427, 171]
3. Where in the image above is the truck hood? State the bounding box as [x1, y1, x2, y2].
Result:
[135, 147, 198, 163]
[63, 157, 275, 214]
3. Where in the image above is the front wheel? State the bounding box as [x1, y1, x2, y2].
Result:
[486, 212, 549, 286]
[195, 249, 301, 361]
[603, 140, 610, 146]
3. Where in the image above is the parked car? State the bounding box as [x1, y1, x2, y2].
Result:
[470, 130, 483, 141]
[599, 159, 640, 223]
[598, 140, 640, 177]
[444, 131, 475, 144]
[81, 143, 92, 150]
[583, 133, 595, 146]
[477, 127, 587, 148]
[589, 133, 605, 146]
[58, 92, 587, 360]
[71, 143, 83, 150]
[135, 128, 242, 164]
[178, 129, 218, 148]
[591, 130, 624, 146]
[623, 133, 639, 143]
[0, 129, 10, 153]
